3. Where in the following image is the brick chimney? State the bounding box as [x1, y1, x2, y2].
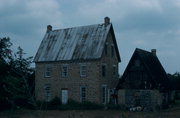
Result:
[47, 25, 52, 33]
[104, 17, 110, 26]
[151, 49, 156, 56]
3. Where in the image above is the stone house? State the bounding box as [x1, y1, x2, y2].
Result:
[116, 48, 170, 110]
[34, 17, 121, 104]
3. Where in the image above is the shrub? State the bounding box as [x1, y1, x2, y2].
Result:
[59, 100, 104, 110]
[106, 104, 126, 110]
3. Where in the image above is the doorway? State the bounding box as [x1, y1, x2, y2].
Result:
[61, 89, 68, 104]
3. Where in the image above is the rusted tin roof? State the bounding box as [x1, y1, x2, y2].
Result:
[34, 23, 115, 62]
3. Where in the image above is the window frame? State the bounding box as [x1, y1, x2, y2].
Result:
[80, 64, 87, 77]
[134, 60, 140, 67]
[111, 44, 114, 57]
[102, 85, 107, 104]
[105, 43, 108, 55]
[80, 86, 86, 102]
[44, 84, 51, 102]
[44, 64, 52, 78]
[113, 65, 117, 76]
[102, 64, 106, 77]
[61, 64, 69, 78]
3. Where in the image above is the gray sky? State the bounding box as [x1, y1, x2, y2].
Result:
[0, 0, 180, 74]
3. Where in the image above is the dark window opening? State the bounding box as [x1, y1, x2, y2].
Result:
[102, 65, 106, 77]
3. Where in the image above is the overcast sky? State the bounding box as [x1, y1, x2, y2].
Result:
[0, 0, 180, 74]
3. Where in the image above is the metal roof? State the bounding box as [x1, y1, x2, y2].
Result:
[34, 23, 113, 62]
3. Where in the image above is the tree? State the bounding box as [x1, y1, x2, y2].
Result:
[0, 37, 36, 110]
[0, 37, 13, 110]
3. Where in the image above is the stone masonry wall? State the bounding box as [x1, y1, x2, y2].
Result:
[118, 89, 163, 111]
[35, 32, 120, 104]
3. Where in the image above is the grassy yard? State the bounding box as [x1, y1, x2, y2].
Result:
[1, 100, 180, 118]
[0, 109, 180, 118]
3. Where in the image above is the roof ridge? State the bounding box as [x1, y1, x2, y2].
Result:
[135, 48, 153, 55]
[52, 23, 112, 32]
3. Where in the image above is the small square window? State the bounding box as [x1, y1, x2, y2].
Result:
[62, 65, 68, 77]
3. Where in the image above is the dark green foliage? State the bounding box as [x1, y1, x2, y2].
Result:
[106, 104, 126, 110]
[0, 37, 35, 110]
[168, 72, 180, 90]
[36, 99, 104, 110]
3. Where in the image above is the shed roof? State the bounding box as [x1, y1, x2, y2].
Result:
[34, 23, 120, 62]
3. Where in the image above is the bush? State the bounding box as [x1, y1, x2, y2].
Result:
[36, 97, 61, 110]
[106, 104, 126, 110]
[59, 100, 104, 110]
[36, 99, 128, 110]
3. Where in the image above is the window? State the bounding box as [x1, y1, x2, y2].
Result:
[111, 45, 114, 57]
[134, 60, 140, 67]
[113, 65, 117, 76]
[102, 65, 106, 77]
[105, 43, 108, 55]
[102, 85, 107, 104]
[45, 64, 52, 77]
[44, 84, 51, 102]
[80, 86, 86, 102]
[62, 65, 68, 77]
[80, 64, 87, 77]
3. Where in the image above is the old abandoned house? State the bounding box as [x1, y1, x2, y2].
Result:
[34, 17, 121, 104]
[116, 48, 170, 111]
